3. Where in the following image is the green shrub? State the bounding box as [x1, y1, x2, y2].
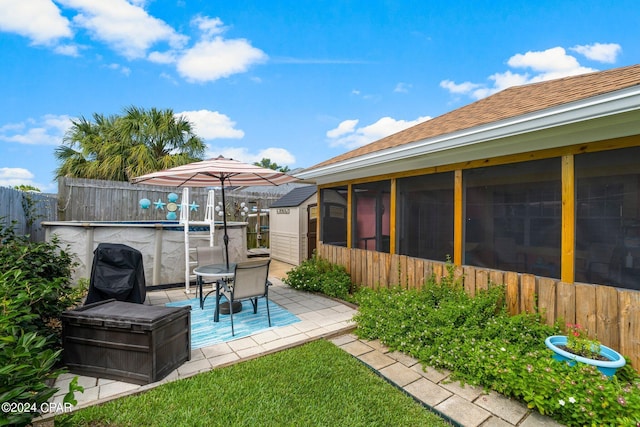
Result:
[353, 263, 640, 427]
[0, 222, 84, 426]
[0, 222, 80, 341]
[283, 255, 354, 299]
[0, 221, 74, 282]
[0, 284, 63, 426]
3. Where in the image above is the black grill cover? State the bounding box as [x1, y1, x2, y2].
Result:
[85, 243, 146, 305]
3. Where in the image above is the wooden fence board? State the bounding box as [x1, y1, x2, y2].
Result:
[463, 266, 476, 296]
[433, 262, 443, 283]
[344, 247, 351, 275]
[0, 187, 57, 241]
[504, 272, 520, 316]
[453, 265, 464, 288]
[366, 250, 374, 289]
[399, 255, 408, 288]
[388, 254, 399, 287]
[575, 284, 597, 334]
[359, 248, 366, 287]
[424, 261, 433, 284]
[372, 251, 380, 288]
[520, 274, 537, 314]
[619, 291, 640, 370]
[596, 286, 620, 349]
[476, 269, 489, 292]
[354, 249, 363, 287]
[407, 257, 416, 289]
[489, 270, 503, 287]
[415, 258, 426, 287]
[537, 277, 557, 326]
[556, 282, 576, 326]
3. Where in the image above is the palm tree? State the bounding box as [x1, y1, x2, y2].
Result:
[254, 158, 290, 173]
[55, 107, 206, 181]
[55, 114, 117, 179]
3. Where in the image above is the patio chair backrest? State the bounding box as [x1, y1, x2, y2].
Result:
[196, 245, 225, 266]
[232, 259, 271, 300]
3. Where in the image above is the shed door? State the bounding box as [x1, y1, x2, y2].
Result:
[307, 204, 317, 259]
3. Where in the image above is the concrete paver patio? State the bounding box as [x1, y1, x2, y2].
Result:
[37, 260, 562, 427]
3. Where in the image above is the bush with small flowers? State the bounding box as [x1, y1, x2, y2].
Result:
[353, 262, 640, 427]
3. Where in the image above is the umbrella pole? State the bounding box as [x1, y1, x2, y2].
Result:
[220, 185, 230, 269]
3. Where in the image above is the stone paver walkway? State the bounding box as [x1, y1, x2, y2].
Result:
[35, 262, 562, 426]
[330, 334, 562, 427]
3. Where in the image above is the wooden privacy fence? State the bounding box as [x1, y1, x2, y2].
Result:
[57, 177, 211, 221]
[57, 177, 284, 222]
[0, 186, 57, 241]
[318, 242, 640, 371]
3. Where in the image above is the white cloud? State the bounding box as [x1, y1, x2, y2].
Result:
[148, 50, 177, 64]
[326, 119, 358, 138]
[0, 114, 72, 146]
[508, 47, 582, 72]
[440, 80, 482, 94]
[178, 110, 244, 139]
[206, 146, 296, 166]
[1, 2, 267, 83]
[255, 148, 296, 165]
[53, 43, 81, 56]
[571, 43, 622, 63]
[0, 0, 72, 44]
[440, 45, 605, 100]
[393, 82, 412, 93]
[469, 70, 532, 98]
[350, 89, 378, 101]
[107, 63, 131, 76]
[177, 38, 267, 83]
[327, 116, 431, 150]
[159, 72, 179, 85]
[59, 0, 188, 59]
[176, 16, 267, 83]
[192, 15, 226, 38]
[0, 167, 37, 188]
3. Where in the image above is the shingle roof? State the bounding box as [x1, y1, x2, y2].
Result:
[306, 64, 640, 171]
[270, 185, 317, 208]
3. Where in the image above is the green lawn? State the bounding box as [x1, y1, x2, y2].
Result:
[60, 340, 451, 426]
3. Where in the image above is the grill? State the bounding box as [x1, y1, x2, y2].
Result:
[85, 243, 146, 305]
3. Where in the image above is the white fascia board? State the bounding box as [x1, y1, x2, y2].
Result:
[296, 85, 640, 184]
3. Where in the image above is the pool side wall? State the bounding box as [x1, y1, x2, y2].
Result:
[43, 221, 247, 287]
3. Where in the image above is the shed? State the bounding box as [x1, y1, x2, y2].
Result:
[268, 185, 317, 265]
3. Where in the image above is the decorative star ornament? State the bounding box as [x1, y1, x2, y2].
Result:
[189, 202, 199, 211]
[154, 199, 166, 210]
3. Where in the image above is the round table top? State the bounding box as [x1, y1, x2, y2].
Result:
[193, 263, 236, 278]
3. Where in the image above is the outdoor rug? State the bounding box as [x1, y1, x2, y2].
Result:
[166, 296, 300, 349]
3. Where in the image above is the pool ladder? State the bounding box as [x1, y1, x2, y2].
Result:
[180, 188, 216, 293]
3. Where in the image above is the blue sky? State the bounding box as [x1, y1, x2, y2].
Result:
[0, 0, 638, 192]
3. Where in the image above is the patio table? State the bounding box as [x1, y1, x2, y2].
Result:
[194, 263, 239, 321]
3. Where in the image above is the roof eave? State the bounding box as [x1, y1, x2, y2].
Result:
[296, 85, 640, 185]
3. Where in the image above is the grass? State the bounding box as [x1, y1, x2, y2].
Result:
[59, 340, 452, 426]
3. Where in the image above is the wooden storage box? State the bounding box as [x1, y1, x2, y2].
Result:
[62, 299, 191, 385]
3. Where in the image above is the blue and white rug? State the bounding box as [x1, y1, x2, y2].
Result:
[166, 296, 300, 349]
